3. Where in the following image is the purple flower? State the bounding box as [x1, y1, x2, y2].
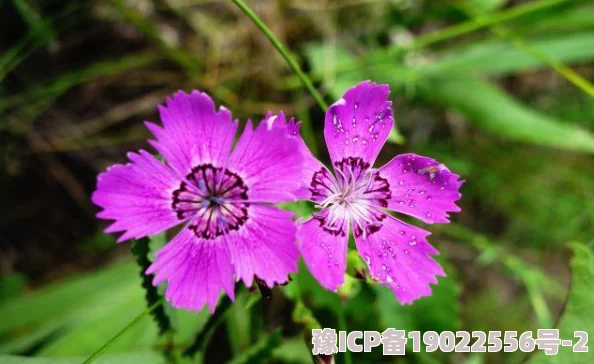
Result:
[92, 91, 304, 311]
[296, 81, 463, 304]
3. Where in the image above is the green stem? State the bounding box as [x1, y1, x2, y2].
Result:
[230, 0, 328, 111]
[82, 299, 164, 364]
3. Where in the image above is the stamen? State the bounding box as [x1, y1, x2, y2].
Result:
[171, 163, 250, 239]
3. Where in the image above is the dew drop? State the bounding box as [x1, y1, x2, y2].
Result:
[409, 203, 416, 208]
[440, 186, 445, 190]
[386, 275, 394, 283]
[398, 200, 405, 205]
[403, 249, 409, 255]
[352, 136, 359, 143]
[399, 230, 406, 235]
[398, 180, 404, 186]
[409, 241, 417, 246]
[381, 264, 387, 270]
[426, 196, 432, 201]
[364, 255, 371, 264]
[426, 212, 432, 218]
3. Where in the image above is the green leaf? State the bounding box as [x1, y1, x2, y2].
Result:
[131, 238, 171, 335]
[530, 243, 594, 364]
[0, 262, 139, 334]
[428, 31, 594, 76]
[467, 0, 508, 12]
[421, 76, 594, 153]
[0, 351, 166, 364]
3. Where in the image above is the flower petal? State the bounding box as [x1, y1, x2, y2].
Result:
[227, 118, 303, 203]
[91, 150, 183, 242]
[297, 216, 348, 291]
[226, 204, 299, 287]
[354, 213, 445, 305]
[379, 153, 463, 224]
[264, 111, 325, 200]
[145, 90, 238, 177]
[324, 81, 394, 168]
[147, 227, 235, 312]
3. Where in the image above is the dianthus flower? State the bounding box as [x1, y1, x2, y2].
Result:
[296, 81, 463, 304]
[92, 91, 303, 311]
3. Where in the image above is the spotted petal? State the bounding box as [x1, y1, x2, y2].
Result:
[145, 90, 238, 177]
[226, 205, 299, 287]
[354, 213, 445, 304]
[379, 153, 463, 224]
[147, 226, 236, 312]
[297, 214, 348, 291]
[91, 150, 183, 242]
[324, 81, 394, 168]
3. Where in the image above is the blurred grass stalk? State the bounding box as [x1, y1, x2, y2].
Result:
[456, 0, 594, 99]
[230, 0, 328, 111]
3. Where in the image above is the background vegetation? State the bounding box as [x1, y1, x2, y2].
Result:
[1, 0, 593, 363]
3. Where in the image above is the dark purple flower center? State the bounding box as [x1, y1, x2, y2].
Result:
[309, 157, 391, 238]
[172, 164, 249, 239]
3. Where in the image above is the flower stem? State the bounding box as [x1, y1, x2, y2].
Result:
[82, 298, 164, 364]
[231, 0, 328, 111]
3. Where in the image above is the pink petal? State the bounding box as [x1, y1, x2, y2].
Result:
[91, 150, 183, 242]
[324, 81, 394, 168]
[147, 227, 235, 312]
[379, 153, 463, 224]
[297, 216, 348, 291]
[226, 118, 303, 203]
[354, 213, 445, 305]
[226, 205, 299, 287]
[264, 111, 326, 200]
[145, 90, 238, 177]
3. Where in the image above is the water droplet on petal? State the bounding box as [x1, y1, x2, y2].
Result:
[409, 241, 417, 246]
[399, 230, 406, 235]
[381, 264, 387, 270]
[403, 249, 409, 255]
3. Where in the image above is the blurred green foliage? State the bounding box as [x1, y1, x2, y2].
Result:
[1, 0, 594, 363]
